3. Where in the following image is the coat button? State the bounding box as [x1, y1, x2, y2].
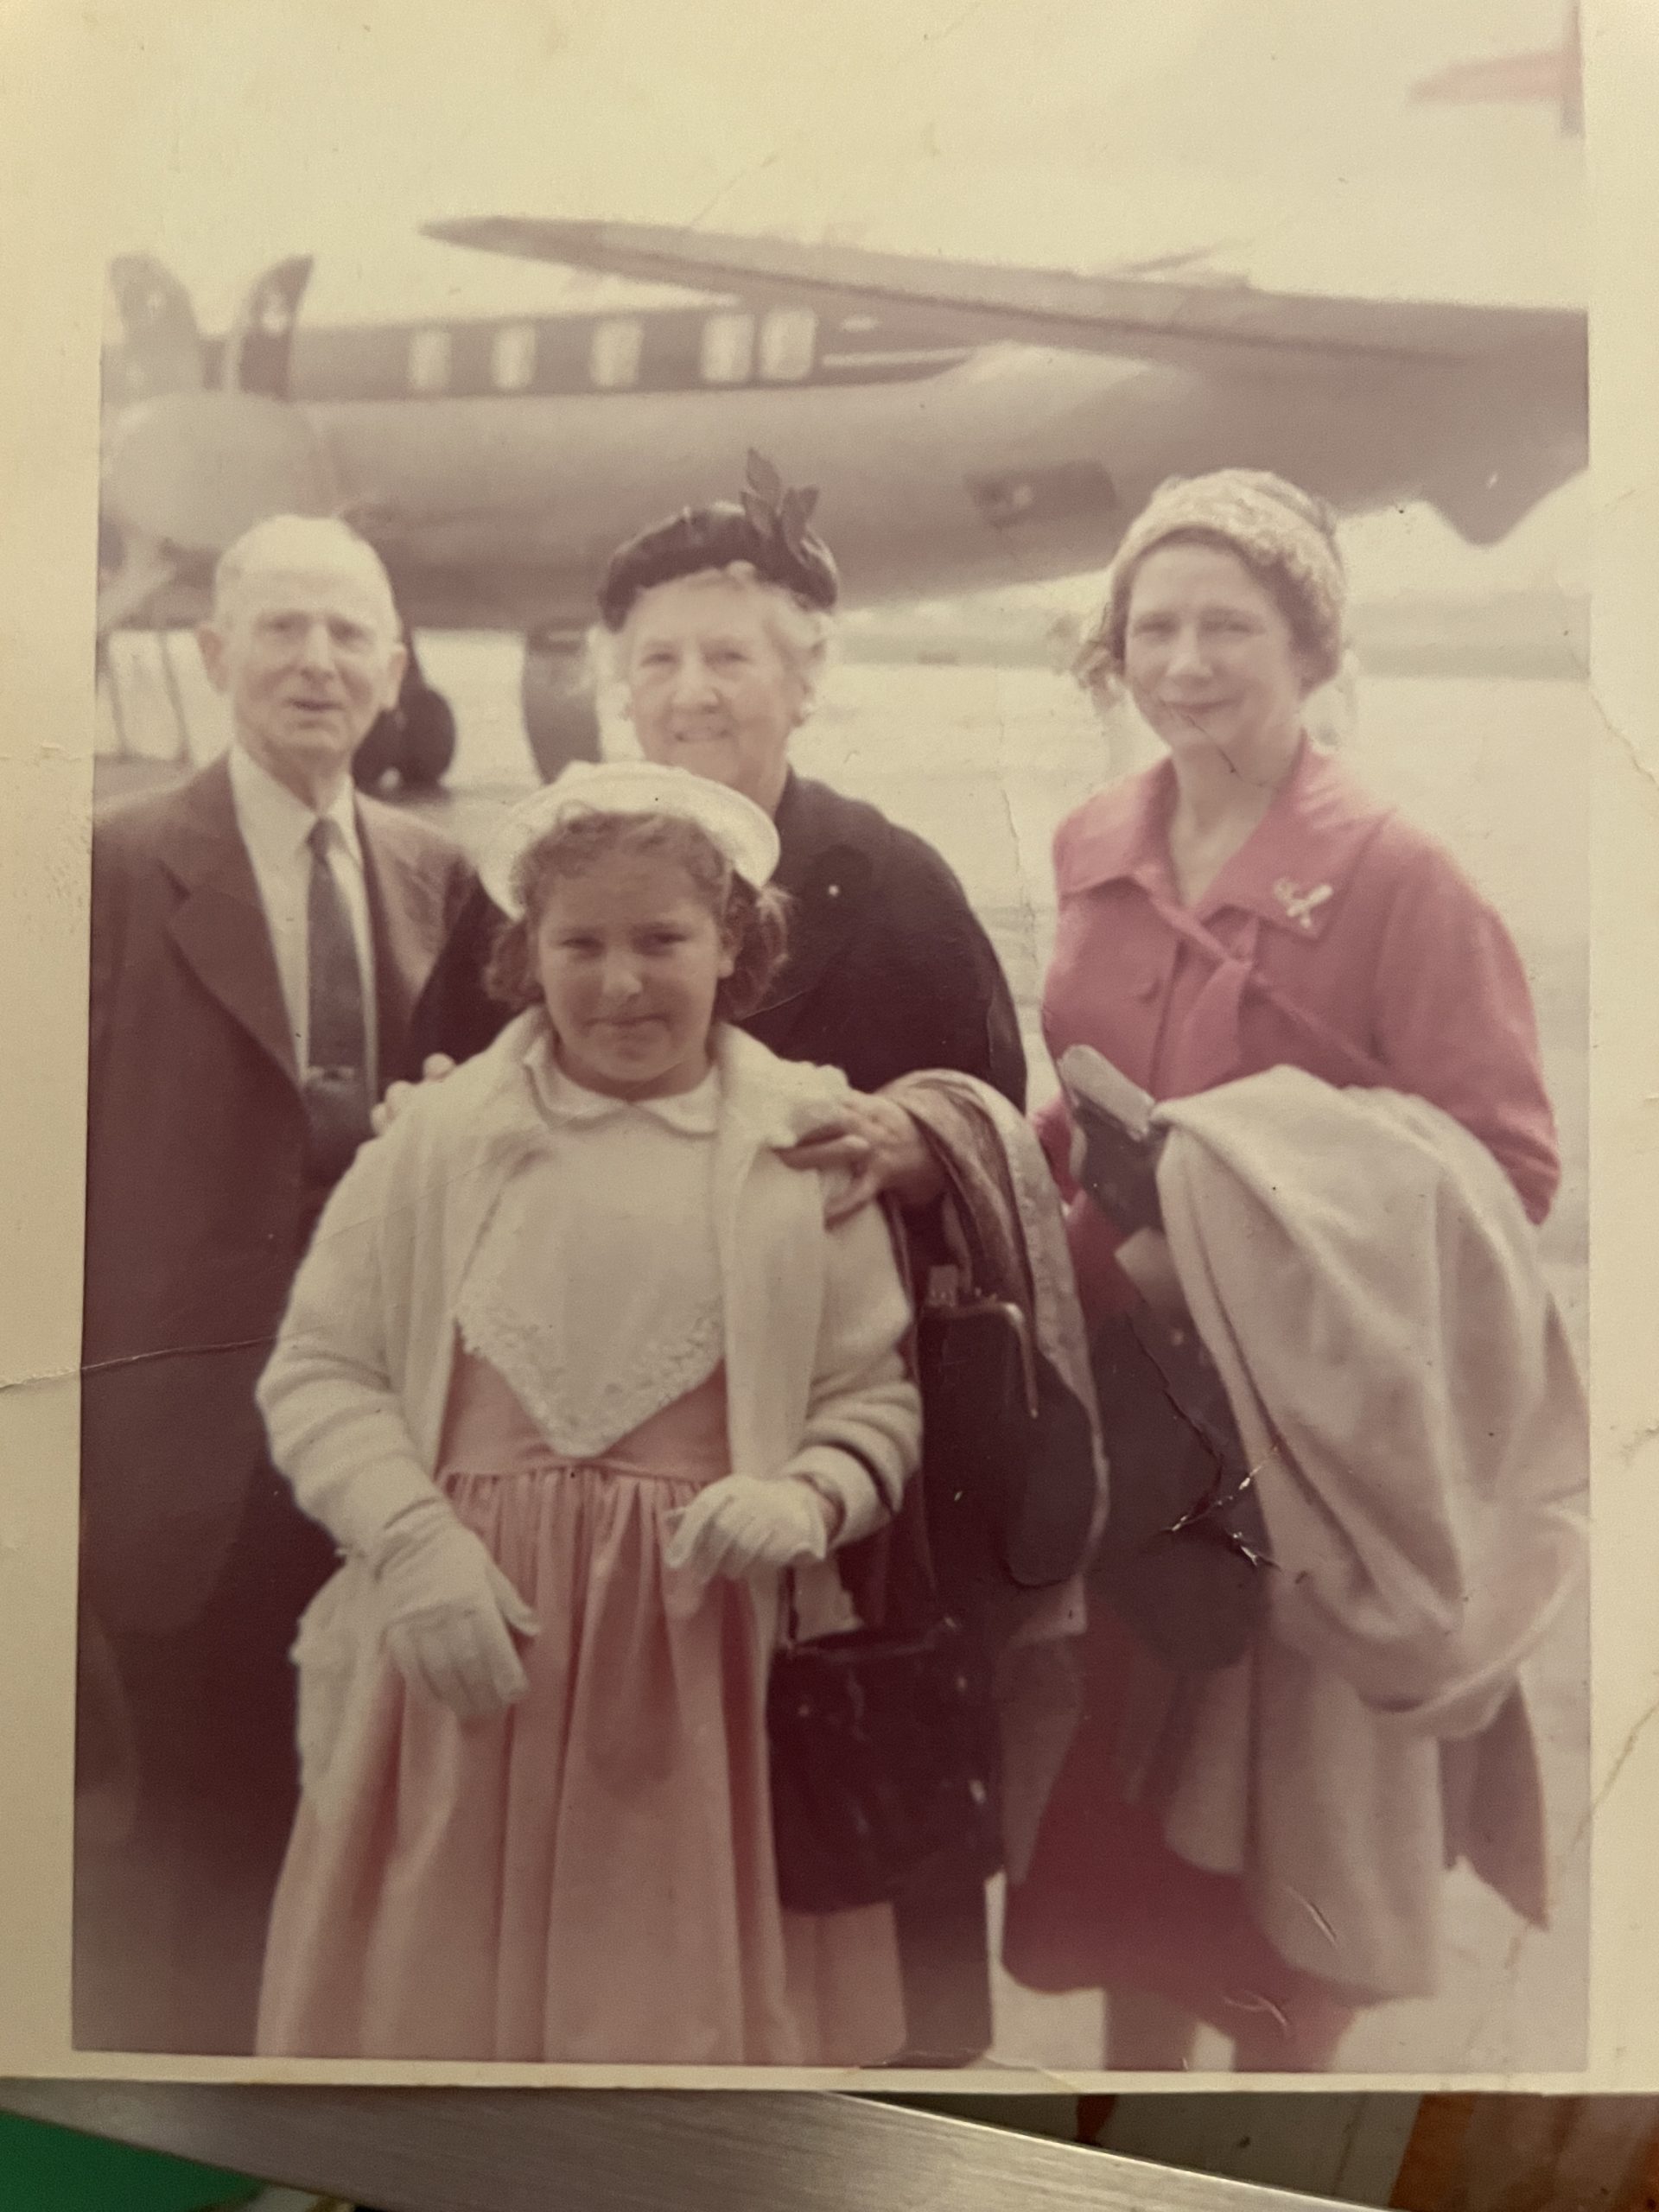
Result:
[825, 882, 841, 899]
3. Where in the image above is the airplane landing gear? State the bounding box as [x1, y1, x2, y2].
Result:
[353, 627, 458, 792]
[522, 628, 601, 782]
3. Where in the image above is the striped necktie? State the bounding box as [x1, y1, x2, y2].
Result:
[303, 817, 371, 1186]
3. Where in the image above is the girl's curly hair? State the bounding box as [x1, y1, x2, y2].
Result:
[484, 808, 791, 1025]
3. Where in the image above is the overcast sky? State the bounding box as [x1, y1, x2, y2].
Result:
[104, 1, 1581, 314]
[99, 0, 1586, 594]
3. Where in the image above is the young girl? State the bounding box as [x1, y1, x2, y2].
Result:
[253, 760, 921, 2065]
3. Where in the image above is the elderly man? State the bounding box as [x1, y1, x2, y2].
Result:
[76, 516, 475, 2055]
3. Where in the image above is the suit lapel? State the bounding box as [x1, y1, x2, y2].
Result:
[158, 756, 298, 1087]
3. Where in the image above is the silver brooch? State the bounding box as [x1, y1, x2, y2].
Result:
[1273, 878, 1334, 931]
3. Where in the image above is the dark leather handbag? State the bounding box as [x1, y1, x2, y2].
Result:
[1059, 1043, 1273, 1672]
[908, 1122, 1098, 1622]
[1087, 1306, 1271, 1672]
[917, 1287, 1097, 1619]
[766, 1506, 1003, 1916]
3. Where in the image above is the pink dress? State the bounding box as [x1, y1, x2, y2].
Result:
[257, 1351, 905, 2064]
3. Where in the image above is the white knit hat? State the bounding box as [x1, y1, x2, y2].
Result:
[480, 760, 781, 917]
[1077, 468, 1348, 696]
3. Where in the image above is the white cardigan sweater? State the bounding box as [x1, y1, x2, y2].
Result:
[258, 1011, 921, 1611]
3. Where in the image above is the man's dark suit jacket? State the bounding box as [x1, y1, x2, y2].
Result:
[76, 751, 475, 2052]
[81, 753, 476, 1637]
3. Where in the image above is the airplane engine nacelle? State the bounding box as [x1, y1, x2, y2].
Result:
[102, 391, 340, 558]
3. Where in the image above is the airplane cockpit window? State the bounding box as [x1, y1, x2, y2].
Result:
[409, 328, 452, 397]
[701, 313, 755, 385]
[590, 318, 644, 390]
[492, 324, 537, 392]
[760, 308, 816, 382]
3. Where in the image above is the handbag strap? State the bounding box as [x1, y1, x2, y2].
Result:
[779, 1477, 947, 1652]
[1160, 899, 1393, 1092]
[883, 1465, 954, 1633]
[910, 1103, 1040, 1322]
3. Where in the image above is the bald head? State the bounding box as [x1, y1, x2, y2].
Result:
[212, 515, 398, 637]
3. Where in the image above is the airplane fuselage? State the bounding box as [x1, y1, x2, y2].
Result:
[99, 247, 1585, 780]
[152, 295, 1451, 633]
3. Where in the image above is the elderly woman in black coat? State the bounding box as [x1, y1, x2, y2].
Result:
[400, 458, 1027, 2061]
[410, 474, 1022, 1128]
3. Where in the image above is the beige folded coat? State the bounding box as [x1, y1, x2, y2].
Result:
[1151, 1067, 1586, 2001]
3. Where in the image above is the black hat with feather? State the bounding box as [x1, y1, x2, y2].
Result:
[597, 450, 839, 631]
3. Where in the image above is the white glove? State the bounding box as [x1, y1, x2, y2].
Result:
[371, 1497, 539, 1721]
[664, 1475, 838, 1586]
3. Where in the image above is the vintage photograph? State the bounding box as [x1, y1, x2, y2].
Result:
[68, 0, 1591, 2075]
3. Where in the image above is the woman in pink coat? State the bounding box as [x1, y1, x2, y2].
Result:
[996, 469, 1561, 2070]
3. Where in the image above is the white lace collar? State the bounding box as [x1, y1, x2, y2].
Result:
[521, 1021, 721, 1137]
[456, 1024, 726, 1457]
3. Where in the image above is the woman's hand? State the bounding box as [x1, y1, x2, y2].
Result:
[371, 1053, 457, 1137]
[1115, 1226, 1189, 1325]
[778, 1090, 945, 1224]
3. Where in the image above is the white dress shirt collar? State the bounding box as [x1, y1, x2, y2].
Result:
[227, 740, 364, 873]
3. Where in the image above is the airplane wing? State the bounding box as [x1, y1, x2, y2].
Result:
[423, 217, 1585, 379]
[426, 215, 1586, 543]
